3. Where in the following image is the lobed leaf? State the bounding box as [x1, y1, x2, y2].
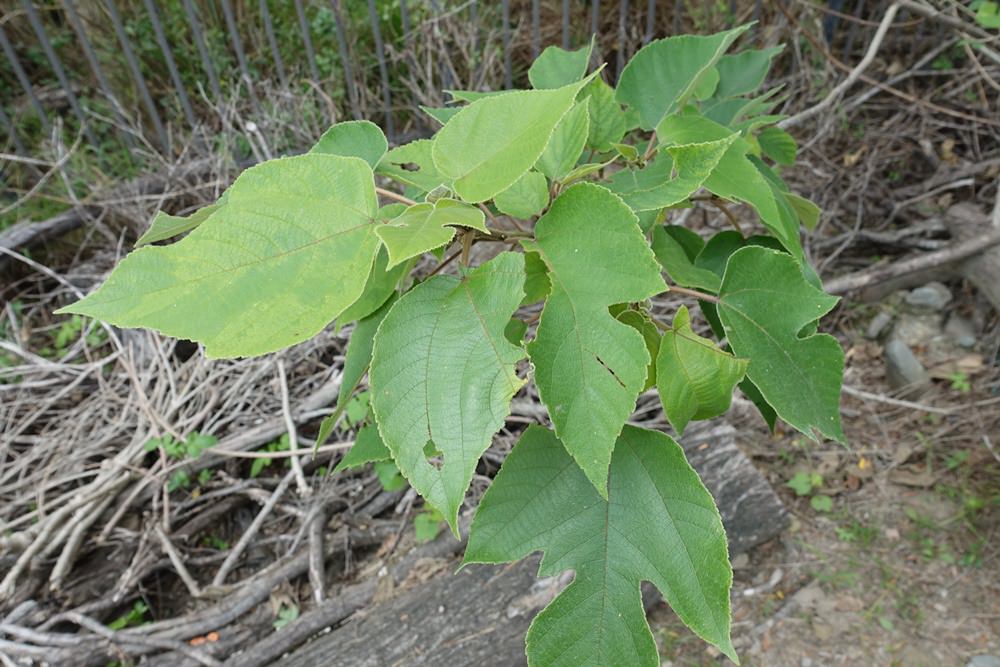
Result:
[717, 246, 844, 443]
[464, 425, 736, 666]
[370, 252, 526, 533]
[58, 154, 380, 358]
[527, 183, 666, 497]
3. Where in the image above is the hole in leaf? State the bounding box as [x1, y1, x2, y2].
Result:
[423, 440, 444, 470]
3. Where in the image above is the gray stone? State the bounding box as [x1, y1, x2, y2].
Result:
[944, 314, 977, 349]
[904, 282, 952, 313]
[866, 311, 894, 340]
[884, 340, 930, 392]
[967, 656, 1000, 667]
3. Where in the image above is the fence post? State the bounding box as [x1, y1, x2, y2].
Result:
[181, 0, 224, 106]
[62, 0, 136, 151]
[260, 0, 290, 92]
[105, 0, 170, 153]
[141, 0, 198, 135]
[367, 0, 395, 140]
[0, 23, 51, 132]
[220, 0, 266, 120]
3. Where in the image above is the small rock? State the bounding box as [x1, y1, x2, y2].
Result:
[731, 553, 749, 570]
[791, 583, 826, 611]
[866, 311, 894, 340]
[944, 314, 977, 349]
[884, 340, 930, 392]
[904, 282, 952, 313]
[967, 656, 1000, 667]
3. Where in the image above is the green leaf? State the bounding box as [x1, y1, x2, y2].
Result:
[376, 139, 447, 193]
[695, 230, 745, 278]
[615, 25, 750, 130]
[718, 246, 844, 442]
[446, 89, 512, 103]
[615, 308, 660, 391]
[611, 142, 640, 162]
[658, 113, 803, 260]
[504, 317, 528, 346]
[374, 460, 408, 491]
[784, 192, 821, 231]
[786, 471, 814, 496]
[375, 199, 487, 268]
[527, 184, 666, 497]
[975, 1, 1000, 28]
[528, 39, 594, 89]
[58, 154, 380, 358]
[310, 120, 388, 168]
[704, 85, 785, 126]
[420, 105, 462, 125]
[712, 46, 783, 99]
[811, 494, 833, 512]
[739, 377, 777, 431]
[135, 199, 225, 247]
[656, 305, 747, 434]
[464, 425, 736, 665]
[651, 225, 722, 293]
[611, 135, 738, 212]
[333, 423, 392, 474]
[561, 159, 615, 186]
[317, 297, 396, 450]
[692, 65, 720, 100]
[370, 252, 526, 533]
[413, 506, 445, 543]
[432, 76, 596, 202]
[582, 77, 626, 151]
[494, 171, 550, 219]
[521, 248, 551, 305]
[339, 296, 393, 409]
[757, 126, 797, 165]
[536, 100, 590, 181]
[338, 246, 412, 325]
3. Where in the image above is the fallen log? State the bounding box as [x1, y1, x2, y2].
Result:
[272, 420, 787, 667]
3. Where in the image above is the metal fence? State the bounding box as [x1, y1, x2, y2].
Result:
[0, 0, 785, 161]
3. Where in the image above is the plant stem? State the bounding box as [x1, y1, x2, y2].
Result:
[668, 285, 720, 304]
[428, 248, 462, 277]
[642, 132, 658, 161]
[710, 198, 744, 235]
[374, 186, 417, 207]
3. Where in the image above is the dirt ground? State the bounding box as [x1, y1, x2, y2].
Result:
[650, 301, 1000, 667]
